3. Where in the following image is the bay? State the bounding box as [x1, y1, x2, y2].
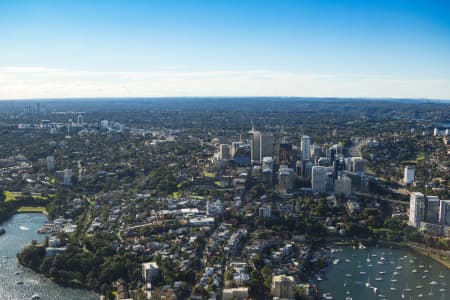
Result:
[0, 213, 98, 300]
[318, 246, 450, 300]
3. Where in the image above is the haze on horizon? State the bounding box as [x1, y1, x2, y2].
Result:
[1, 0, 450, 100]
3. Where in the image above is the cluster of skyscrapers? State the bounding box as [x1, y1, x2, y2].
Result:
[409, 192, 450, 235]
[214, 127, 370, 197]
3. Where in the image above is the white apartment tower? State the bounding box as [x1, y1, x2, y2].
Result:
[404, 165, 415, 184]
[409, 192, 425, 227]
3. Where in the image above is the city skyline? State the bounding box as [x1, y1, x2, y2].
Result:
[1, 0, 450, 100]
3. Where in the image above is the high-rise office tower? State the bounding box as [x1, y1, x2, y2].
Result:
[311, 166, 329, 193]
[301, 135, 311, 161]
[260, 132, 274, 161]
[249, 126, 262, 163]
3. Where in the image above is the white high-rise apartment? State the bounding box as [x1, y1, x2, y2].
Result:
[409, 192, 425, 227]
[404, 165, 415, 184]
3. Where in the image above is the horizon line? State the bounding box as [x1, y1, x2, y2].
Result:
[0, 96, 449, 103]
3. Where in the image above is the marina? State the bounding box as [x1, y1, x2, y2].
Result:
[318, 246, 450, 300]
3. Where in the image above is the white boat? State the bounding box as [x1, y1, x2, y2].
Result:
[393, 271, 399, 275]
[390, 283, 397, 291]
[345, 274, 352, 277]
[430, 281, 438, 285]
[418, 264, 425, 268]
[416, 279, 423, 289]
[375, 277, 383, 281]
[31, 295, 41, 300]
[317, 276, 323, 281]
[365, 277, 371, 287]
[396, 265, 403, 270]
[429, 286, 434, 296]
[379, 271, 387, 275]
[439, 272, 445, 278]
[424, 269, 429, 273]
[345, 259, 351, 263]
[322, 292, 333, 299]
[439, 288, 446, 292]
[412, 269, 417, 273]
[359, 243, 367, 249]
[344, 279, 347, 287]
[360, 271, 367, 275]
[417, 293, 423, 298]
[403, 281, 411, 292]
[333, 259, 340, 265]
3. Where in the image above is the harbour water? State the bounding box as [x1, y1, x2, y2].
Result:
[318, 245, 450, 300]
[0, 213, 98, 300]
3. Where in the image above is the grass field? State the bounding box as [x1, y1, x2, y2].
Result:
[4, 191, 22, 202]
[16, 206, 47, 213]
[4, 191, 49, 202]
[203, 171, 215, 178]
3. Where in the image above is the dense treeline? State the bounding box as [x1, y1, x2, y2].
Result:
[18, 235, 141, 299]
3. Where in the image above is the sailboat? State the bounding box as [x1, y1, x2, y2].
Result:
[439, 271, 445, 278]
[390, 282, 397, 291]
[365, 276, 371, 288]
[429, 286, 434, 296]
[416, 279, 423, 289]
[404, 282, 412, 292]
[401, 290, 405, 298]
[344, 279, 347, 287]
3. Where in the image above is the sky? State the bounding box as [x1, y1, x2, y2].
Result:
[0, 0, 450, 100]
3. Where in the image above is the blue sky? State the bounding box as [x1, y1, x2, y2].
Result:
[1, 0, 450, 99]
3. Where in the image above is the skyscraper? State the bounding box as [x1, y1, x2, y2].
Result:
[311, 166, 329, 193]
[409, 192, 425, 227]
[301, 135, 311, 161]
[219, 144, 231, 160]
[425, 196, 440, 224]
[249, 126, 261, 163]
[260, 132, 274, 160]
[439, 200, 450, 225]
